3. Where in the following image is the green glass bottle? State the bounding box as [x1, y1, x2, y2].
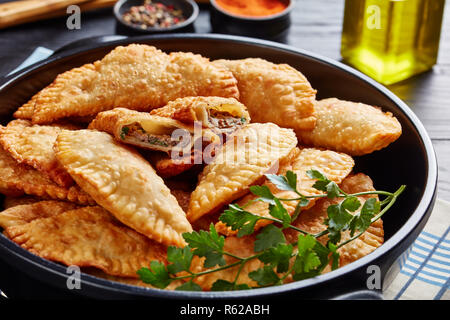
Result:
[341, 0, 445, 85]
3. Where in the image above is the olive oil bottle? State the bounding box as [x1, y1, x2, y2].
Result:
[341, 0, 445, 85]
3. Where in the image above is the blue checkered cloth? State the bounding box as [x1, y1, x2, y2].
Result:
[1, 47, 449, 300]
[384, 199, 450, 299]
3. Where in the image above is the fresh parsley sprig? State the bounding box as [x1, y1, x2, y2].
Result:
[138, 169, 405, 291]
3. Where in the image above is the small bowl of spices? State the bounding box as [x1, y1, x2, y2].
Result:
[210, 0, 294, 41]
[114, 0, 199, 34]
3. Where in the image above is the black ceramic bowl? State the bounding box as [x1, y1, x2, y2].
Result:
[210, 0, 294, 41]
[114, 0, 199, 34]
[0, 34, 437, 300]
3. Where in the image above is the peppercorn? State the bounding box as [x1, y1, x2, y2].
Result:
[122, 0, 186, 29]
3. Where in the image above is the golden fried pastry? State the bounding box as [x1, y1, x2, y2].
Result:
[55, 129, 193, 247]
[187, 123, 298, 222]
[284, 173, 384, 267]
[26, 44, 239, 124]
[0, 120, 74, 187]
[0, 147, 94, 205]
[0, 200, 78, 229]
[297, 98, 402, 156]
[214, 58, 316, 131]
[190, 235, 263, 290]
[216, 147, 354, 235]
[2, 195, 42, 209]
[4, 206, 167, 277]
[150, 96, 250, 135]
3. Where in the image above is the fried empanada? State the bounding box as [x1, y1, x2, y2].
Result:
[0, 200, 78, 229]
[0, 120, 74, 187]
[4, 206, 167, 277]
[214, 58, 316, 131]
[187, 123, 298, 222]
[89, 107, 221, 177]
[88, 107, 220, 154]
[150, 96, 250, 135]
[216, 147, 354, 235]
[0, 147, 94, 205]
[28, 44, 239, 124]
[297, 98, 402, 156]
[55, 129, 193, 247]
[284, 173, 384, 267]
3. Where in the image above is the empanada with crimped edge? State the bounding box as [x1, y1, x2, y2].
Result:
[216, 147, 354, 235]
[187, 123, 298, 222]
[213, 58, 316, 131]
[55, 129, 193, 247]
[4, 206, 168, 278]
[0, 120, 77, 187]
[28, 44, 239, 124]
[284, 173, 384, 268]
[0, 200, 78, 229]
[297, 98, 402, 156]
[150, 96, 250, 135]
[0, 147, 95, 205]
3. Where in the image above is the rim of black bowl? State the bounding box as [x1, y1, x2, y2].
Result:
[0, 34, 437, 300]
[210, 0, 295, 21]
[114, 0, 199, 32]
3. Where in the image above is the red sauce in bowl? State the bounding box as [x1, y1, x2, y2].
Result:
[215, 0, 289, 17]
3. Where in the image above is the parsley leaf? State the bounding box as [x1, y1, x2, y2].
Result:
[307, 169, 342, 199]
[258, 243, 293, 273]
[175, 281, 202, 291]
[265, 171, 297, 192]
[324, 203, 354, 244]
[254, 225, 286, 252]
[249, 185, 276, 204]
[219, 204, 261, 237]
[268, 198, 291, 227]
[328, 242, 340, 271]
[292, 235, 326, 280]
[249, 266, 280, 286]
[211, 280, 251, 291]
[306, 169, 328, 181]
[326, 182, 341, 199]
[349, 198, 380, 236]
[166, 246, 193, 274]
[182, 224, 226, 268]
[137, 261, 171, 289]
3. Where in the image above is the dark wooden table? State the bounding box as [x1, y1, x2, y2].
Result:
[0, 0, 449, 201]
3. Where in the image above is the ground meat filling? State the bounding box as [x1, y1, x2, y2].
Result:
[121, 123, 179, 148]
[208, 110, 246, 130]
